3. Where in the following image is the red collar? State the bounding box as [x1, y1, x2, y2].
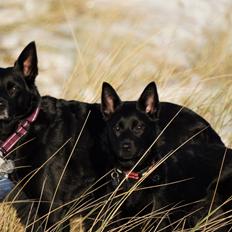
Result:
[112, 162, 157, 181]
[125, 171, 140, 180]
[0, 105, 40, 155]
[113, 167, 149, 181]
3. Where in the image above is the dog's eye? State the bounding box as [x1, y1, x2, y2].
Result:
[133, 123, 144, 134]
[113, 124, 122, 134]
[8, 85, 18, 96]
[114, 126, 120, 132]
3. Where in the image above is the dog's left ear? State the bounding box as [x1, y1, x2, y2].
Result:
[137, 82, 159, 119]
[101, 82, 122, 120]
[14, 41, 38, 84]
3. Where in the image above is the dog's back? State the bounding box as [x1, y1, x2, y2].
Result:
[158, 102, 223, 149]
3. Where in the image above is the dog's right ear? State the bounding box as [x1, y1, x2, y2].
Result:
[14, 41, 38, 85]
[101, 82, 122, 120]
[137, 82, 159, 120]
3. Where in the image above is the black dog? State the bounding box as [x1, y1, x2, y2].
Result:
[0, 42, 105, 232]
[99, 82, 228, 231]
[189, 146, 232, 231]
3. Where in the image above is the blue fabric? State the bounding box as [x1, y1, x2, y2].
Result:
[0, 176, 14, 200]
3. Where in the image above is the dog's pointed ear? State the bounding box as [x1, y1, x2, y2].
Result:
[101, 82, 122, 120]
[137, 82, 159, 119]
[14, 41, 38, 84]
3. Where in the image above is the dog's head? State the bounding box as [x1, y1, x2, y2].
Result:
[0, 42, 40, 122]
[101, 82, 159, 168]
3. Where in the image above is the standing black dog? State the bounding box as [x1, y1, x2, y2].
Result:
[100, 82, 228, 231]
[0, 42, 105, 232]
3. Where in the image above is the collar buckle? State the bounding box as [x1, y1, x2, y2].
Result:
[111, 169, 121, 187]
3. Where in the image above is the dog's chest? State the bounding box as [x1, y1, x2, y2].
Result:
[118, 180, 154, 212]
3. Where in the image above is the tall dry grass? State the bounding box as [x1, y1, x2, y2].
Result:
[0, 1, 232, 231]
[62, 27, 232, 147]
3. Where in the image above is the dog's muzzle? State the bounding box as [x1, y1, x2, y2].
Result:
[0, 99, 8, 120]
[119, 140, 137, 159]
[0, 109, 9, 120]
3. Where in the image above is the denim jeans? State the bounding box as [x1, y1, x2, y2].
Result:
[0, 155, 15, 200]
[0, 175, 14, 200]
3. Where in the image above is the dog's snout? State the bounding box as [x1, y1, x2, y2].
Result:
[122, 141, 133, 151]
[0, 98, 8, 120]
[0, 99, 7, 110]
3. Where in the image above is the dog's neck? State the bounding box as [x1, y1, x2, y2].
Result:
[0, 97, 40, 141]
[0, 120, 20, 141]
[116, 148, 158, 174]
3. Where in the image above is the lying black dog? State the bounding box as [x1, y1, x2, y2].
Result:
[189, 146, 232, 231]
[0, 42, 105, 232]
[99, 82, 227, 231]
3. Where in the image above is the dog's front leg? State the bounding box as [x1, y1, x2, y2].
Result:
[43, 208, 70, 232]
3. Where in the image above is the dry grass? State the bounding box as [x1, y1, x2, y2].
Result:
[0, 0, 232, 231]
[0, 204, 23, 232]
[62, 24, 232, 146]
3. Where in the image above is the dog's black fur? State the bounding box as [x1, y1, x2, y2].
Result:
[1, 41, 230, 231]
[189, 146, 232, 231]
[100, 82, 229, 231]
[0, 42, 105, 232]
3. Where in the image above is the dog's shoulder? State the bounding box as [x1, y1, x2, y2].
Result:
[158, 102, 223, 145]
[40, 96, 90, 119]
[159, 102, 209, 127]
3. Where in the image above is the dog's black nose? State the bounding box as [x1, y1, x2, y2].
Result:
[0, 99, 6, 111]
[122, 142, 132, 151]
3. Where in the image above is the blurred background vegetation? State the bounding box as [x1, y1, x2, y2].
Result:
[0, 0, 231, 145]
[0, 1, 231, 230]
